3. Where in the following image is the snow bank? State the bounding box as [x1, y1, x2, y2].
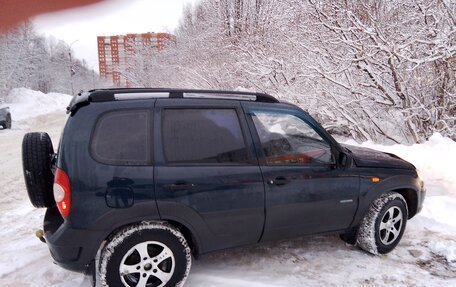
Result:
[4, 88, 72, 121]
[419, 196, 456, 229]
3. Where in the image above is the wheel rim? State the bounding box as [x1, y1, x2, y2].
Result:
[119, 241, 175, 287]
[379, 206, 403, 245]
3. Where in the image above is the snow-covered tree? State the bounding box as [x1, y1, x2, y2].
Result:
[0, 22, 105, 98]
[111, 0, 456, 143]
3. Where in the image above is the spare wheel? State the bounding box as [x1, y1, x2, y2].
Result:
[22, 132, 55, 208]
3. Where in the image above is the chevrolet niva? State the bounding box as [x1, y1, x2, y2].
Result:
[22, 88, 425, 287]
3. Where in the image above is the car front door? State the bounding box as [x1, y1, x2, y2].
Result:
[242, 102, 359, 241]
[154, 99, 265, 253]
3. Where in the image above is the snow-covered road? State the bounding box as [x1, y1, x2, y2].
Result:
[0, 90, 455, 286]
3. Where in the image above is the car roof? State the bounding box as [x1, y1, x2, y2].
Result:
[67, 88, 279, 113]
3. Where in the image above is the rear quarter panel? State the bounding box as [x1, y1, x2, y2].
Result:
[58, 100, 160, 234]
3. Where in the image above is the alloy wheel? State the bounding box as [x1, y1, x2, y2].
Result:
[379, 206, 403, 245]
[119, 241, 175, 287]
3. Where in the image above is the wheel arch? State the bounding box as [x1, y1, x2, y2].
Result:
[357, 186, 419, 223]
[100, 218, 201, 258]
[166, 219, 200, 258]
[352, 174, 421, 228]
[390, 188, 418, 219]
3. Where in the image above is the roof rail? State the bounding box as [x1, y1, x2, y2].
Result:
[67, 88, 278, 113]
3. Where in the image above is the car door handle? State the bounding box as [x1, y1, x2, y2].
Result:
[268, 176, 289, 186]
[163, 182, 195, 191]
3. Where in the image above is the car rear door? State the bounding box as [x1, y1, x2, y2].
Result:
[242, 102, 359, 241]
[154, 99, 265, 253]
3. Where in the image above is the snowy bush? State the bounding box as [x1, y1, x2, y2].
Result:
[116, 0, 455, 144]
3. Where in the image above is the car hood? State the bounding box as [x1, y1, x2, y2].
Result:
[342, 144, 415, 169]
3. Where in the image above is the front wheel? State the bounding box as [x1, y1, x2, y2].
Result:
[99, 222, 192, 287]
[357, 192, 408, 254]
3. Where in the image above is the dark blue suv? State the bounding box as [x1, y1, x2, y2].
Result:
[22, 89, 425, 287]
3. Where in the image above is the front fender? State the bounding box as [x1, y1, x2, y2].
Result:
[351, 173, 421, 227]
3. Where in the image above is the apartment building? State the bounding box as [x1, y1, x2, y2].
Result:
[97, 32, 173, 87]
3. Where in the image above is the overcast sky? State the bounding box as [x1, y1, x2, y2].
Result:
[33, 0, 199, 72]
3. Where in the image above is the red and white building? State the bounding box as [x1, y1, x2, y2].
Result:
[97, 32, 174, 87]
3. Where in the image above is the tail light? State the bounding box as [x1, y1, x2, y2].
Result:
[53, 168, 71, 219]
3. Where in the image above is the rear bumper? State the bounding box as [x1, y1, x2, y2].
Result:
[43, 206, 104, 273]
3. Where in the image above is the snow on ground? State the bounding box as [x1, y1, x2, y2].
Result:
[0, 88, 455, 286]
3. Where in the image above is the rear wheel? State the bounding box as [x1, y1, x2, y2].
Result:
[99, 222, 192, 287]
[22, 132, 55, 208]
[5, 114, 11, 129]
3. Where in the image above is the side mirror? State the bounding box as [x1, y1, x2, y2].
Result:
[339, 152, 353, 169]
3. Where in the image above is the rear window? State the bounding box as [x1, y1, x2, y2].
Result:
[162, 108, 249, 164]
[91, 109, 151, 165]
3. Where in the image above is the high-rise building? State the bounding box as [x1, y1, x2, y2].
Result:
[97, 32, 173, 87]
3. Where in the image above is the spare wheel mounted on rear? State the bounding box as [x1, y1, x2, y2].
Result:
[22, 132, 55, 208]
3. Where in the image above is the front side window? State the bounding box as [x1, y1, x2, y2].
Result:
[91, 109, 151, 165]
[251, 111, 333, 165]
[162, 108, 249, 164]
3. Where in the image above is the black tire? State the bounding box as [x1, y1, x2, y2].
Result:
[22, 132, 55, 208]
[99, 222, 192, 287]
[357, 192, 408, 254]
[5, 114, 11, 129]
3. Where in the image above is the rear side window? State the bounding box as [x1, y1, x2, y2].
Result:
[91, 109, 151, 165]
[162, 109, 249, 164]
